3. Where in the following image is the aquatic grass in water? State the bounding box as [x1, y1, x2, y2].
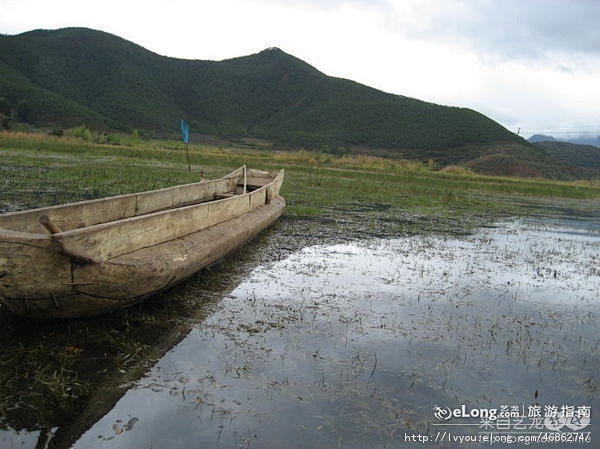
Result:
[61, 218, 600, 449]
[286, 205, 323, 217]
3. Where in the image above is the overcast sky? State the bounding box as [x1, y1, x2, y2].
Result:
[1, 0, 599, 138]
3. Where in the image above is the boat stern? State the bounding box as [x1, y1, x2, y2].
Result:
[0, 228, 76, 317]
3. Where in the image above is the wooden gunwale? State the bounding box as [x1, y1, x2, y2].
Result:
[45, 169, 283, 263]
[0, 167, 248, 234]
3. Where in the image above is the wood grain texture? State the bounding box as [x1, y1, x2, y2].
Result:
[0, 229, 74, 299]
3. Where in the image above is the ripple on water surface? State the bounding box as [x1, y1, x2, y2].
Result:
[4, 218, 597, 449]
[71, 218, 599, 449]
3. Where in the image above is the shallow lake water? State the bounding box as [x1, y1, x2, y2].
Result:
[2, 217, 599, 448]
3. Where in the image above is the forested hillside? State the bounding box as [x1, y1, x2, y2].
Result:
[533, 141, 600, 170]
[0, 27, 522, 151]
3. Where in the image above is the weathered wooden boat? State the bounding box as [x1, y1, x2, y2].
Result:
[0, 167, 284, 319]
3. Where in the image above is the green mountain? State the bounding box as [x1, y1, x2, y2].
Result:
[528, 134, 556, 143]
[533, 141, 600, 170]
[0, 27, 595, 180]
[0, 27, 523, 150]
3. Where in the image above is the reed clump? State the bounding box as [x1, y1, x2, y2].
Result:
[439, 165, 475, 175]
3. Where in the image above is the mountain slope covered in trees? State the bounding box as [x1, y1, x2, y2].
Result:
[1, 27, 595, 179]
[533, 141, 600, 170]
[0, 27, 522, 152]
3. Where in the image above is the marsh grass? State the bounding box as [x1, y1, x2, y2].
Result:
[1, 131, 599, 231]
[571, 178, 600, 188]
[1, 130, 598, 200]
[438, 164, 475, 175]
[287, 205, 323, 217]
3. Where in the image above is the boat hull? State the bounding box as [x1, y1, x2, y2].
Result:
[1, 197, 285, 319]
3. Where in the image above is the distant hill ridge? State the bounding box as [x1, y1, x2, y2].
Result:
[0, 27, 522, 151]
[532, 141, 600, 170]
[528, 134, 556, 143]
[528, 133, 600, 148]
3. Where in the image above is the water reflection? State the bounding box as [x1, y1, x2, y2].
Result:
[66, 218, 599, 449]
[0, 224, 287, 449]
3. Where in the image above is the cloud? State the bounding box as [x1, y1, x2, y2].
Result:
[381, 0, 600, 60]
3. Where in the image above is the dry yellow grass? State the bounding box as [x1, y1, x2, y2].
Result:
[272, 150, 426, 172]
[334, 154, 424, 171]
[570, 179, 600, 188]
[272, 150, 333, 165]
[439, 165, 475, 175]
[0, 130, 86, 146]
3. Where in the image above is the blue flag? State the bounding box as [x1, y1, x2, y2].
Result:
[180, 119, 190, 144]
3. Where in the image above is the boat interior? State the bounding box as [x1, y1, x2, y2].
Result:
[0, 167, 278, 236]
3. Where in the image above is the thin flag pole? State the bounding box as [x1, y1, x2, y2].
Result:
[186, 143, 191, 173]
[243, 165, 247, 194]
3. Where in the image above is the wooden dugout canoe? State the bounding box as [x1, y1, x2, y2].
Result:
[0, 167, 284, 319]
